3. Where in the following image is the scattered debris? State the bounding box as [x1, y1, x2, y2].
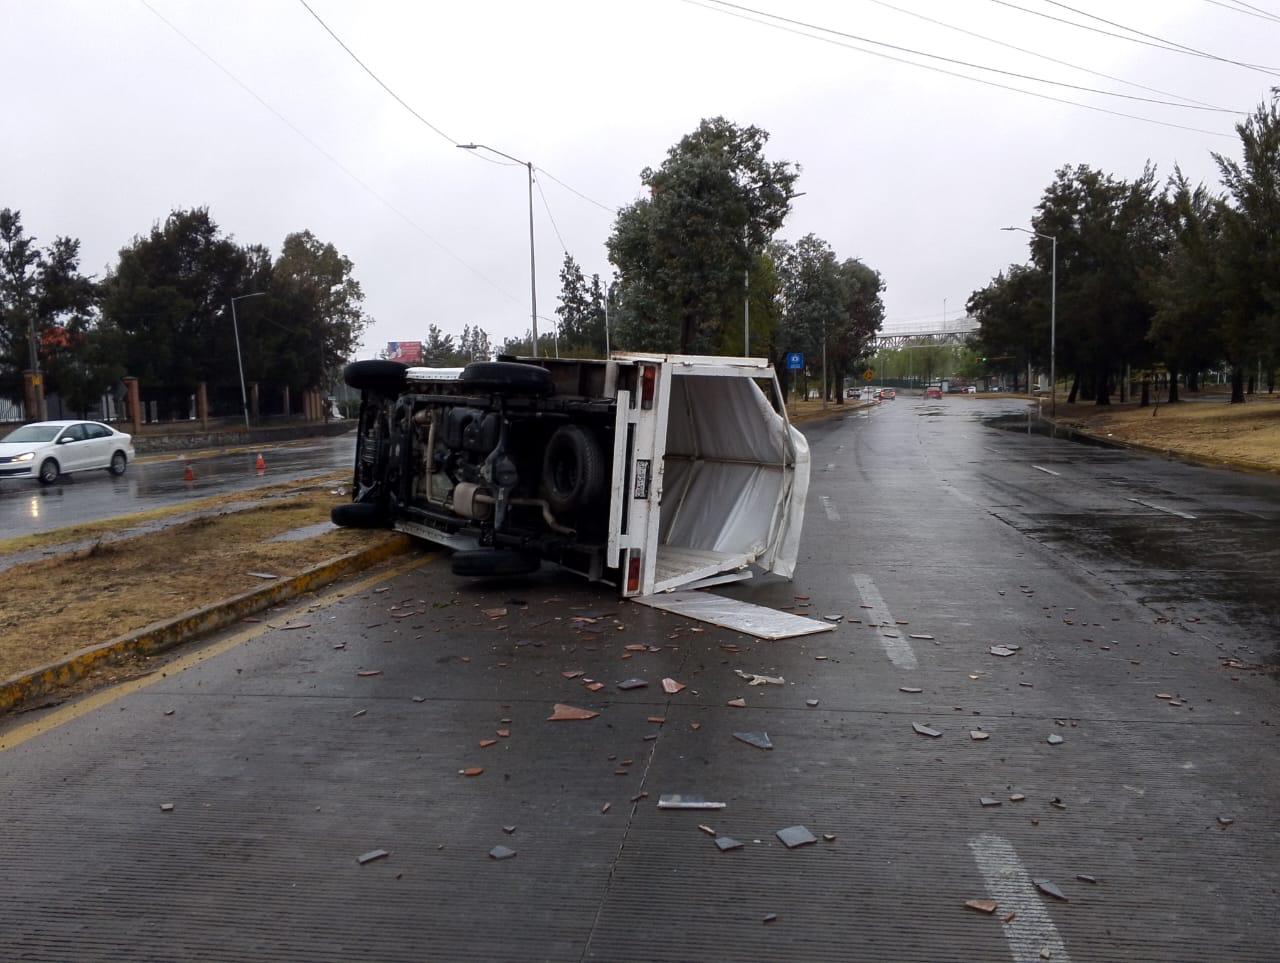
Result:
[823, 614, 843, 622]
[163, 709, 175, 716]
[900, 686, 923, 694]
[352, 709, 367, 718]
[496, 729, 510, 738]
[647, 716, 666, 725]
[617, 678, 648, 691]
[735, 670, 785, 686]
[280, 623, 312, 631]
[1047, 734, 1064, 746]
[246, 571, 278, 580]
[561, 670, 584, 679]
[548, 704, 599, 721]
[763, 913, 777, 924]
[1076, 874, 1097, 884]
[482, 608, 508, 619]
[965, 899, 998, 914]
[479, 739, 497, 748]
[502, 825, 516, 835]
[806, 699, 820, 707]
[662, 677, 687, 694]
[909, 634, 935, 640]
[586, 682, 605, 692]
[1217, 816, 1235, 827]
[1009, 794, 1026, 802]
[601, 802, 611, 813]
[715, 836, 744, 852]
[912, 722, 942, 738]
[1001, 912, 1016, 924]
[970, 730, 990, 741]
[697, 824, 717, 836]
[822, 833, 836, 842]
[1034, 879, 1069, 901]
[159, 803, 175, 813]
[658, 794, 725, 810]
[357, 849, 389, 865]
[461, 768, 484, 777]
[357, 670, 382, 678]
[727, 698, 747, 708]
[989, 645, 1018, 657]
[979, 797, 1001, 807]
[488, 846, 517, 861]
[733, 731, 773, 750]
[775, 825, 817, 848]
[630, 792, 649, 803]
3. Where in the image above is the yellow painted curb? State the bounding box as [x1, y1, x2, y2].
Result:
[0, 534, 415, 714]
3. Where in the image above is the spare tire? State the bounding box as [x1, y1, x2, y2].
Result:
[331, 502, 389, 529]
[344, 360, 407, 393]
[460, 361, 554, 397]
[451, 548, 542, 577]
[542, 424, 606, 515]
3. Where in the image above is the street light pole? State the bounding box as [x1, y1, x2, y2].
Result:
[230, 292, 265, 430]
[1002, 226, 1058, 417]
[459, 143, 539, 357]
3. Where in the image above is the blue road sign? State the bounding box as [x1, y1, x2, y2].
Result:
[786, 352, 804, 370]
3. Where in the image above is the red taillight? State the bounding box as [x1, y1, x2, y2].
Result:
[640, 365, 656, 410]
[627, 552, 642, 594]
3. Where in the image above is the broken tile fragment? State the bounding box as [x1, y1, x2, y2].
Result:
[1034, 879, 1068, 901]
[548, 703, 599, 721]
[1009, 794, 1026, 802]
[159, 803, 175, 813]
[647, 716, 666, 724]
[733, 731, 773, 750]
[461, 768, 484, 777]
[979, 797, 1001, 807]
[357, 849, 389, 865]
[1075, 874, 1097, 884]
[661, 677, 686, 694]
[1217, 816, 1235, 827]
[727, 698, 746, 708]
[601, 802, 611, 813]
[561, 670, 584, 679]
[775, 825, 817, 848]
[502, 825, 515, 835]
[1047, 734, 1064, 745]
[479, 739, 497, 748]
[806, 699, 819, 707]
[965, 899, 998, 914]
[411, 696, 426, 703]
[698, 824, 717, 836]
[715, 836, 744, 852]
[482, 608, 508, 619]
[357, 670, 382, 677]
[658, 794, 725, 810]
[488, 846, 516, 860]
[616, 678, 648, 691]
[585, 682, 605, 692]
[763, 913, 777, 924]
[496, 729, 510, 738]
[989, 645, 1018, 657]
[624, 643, 647, 652]
[912, 722, 942, 738]
[900, 686, 923, 694]
[970, 730, 990, 741]
[909, 634, 935, 640]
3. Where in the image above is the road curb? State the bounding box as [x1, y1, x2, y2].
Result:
[1046, 417, 1280, 477]
[0, 534, 414, 714]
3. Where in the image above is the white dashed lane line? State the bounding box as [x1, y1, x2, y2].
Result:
[968, 834, 1072, 963]
[852, 574, 918, 670]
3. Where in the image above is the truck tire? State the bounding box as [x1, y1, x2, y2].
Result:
[460, 361, 554, 397]
[343, 360, 408, 393]
[542, 424, 606, 515]
[331, 502, 389, 529]
[451, 548, 542, 577]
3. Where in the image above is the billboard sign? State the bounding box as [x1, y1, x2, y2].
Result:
[386, 341, 423, 364]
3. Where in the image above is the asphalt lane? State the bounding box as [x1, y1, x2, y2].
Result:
[0, 434, 355, 536]
[1, 396, 1276, 962]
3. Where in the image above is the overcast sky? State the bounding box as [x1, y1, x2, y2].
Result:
[6, 0, 1277, 354]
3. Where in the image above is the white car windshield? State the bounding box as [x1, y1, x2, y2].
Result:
[3, 425, 61, 443]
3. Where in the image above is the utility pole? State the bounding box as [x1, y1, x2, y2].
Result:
[743, 266, 750, 356]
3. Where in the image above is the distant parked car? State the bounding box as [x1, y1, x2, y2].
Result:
[879, 387, 896, 400]
[924, 385, 944, 400]
[0, 420, 134, 485]
[965, 385, 977, 394]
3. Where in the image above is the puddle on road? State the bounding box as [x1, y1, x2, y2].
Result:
[982, 412, 1115, 448]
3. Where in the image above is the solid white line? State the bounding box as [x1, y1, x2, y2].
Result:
[852, 574, 918, 670]
[968, 834, 1072, 963]
[1126, 497, 1197, 520]
[1032, 465, 1060, 476]
[820, 495, 842, 521]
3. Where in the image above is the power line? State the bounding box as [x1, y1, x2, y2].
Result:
[137, 0, 520, 305]
[1224, 0, 1280, 20]
[863, 0, 1226, 109]
[532, 174, 569, 253]
[990, 0, 1280, 76]
[698, 0, 1242, 111]
[1201, 0, 1280, 23]
[535, 166, 617, 214]
[685, 0, 1234, 137]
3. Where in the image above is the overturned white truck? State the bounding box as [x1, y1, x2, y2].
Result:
[333, 353, 810, 597]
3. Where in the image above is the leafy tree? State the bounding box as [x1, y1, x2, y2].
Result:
[607, 117, 799, 353]
[555, 253, 606, 355]
[421, 323, 458, 366]
[968, 263, 1048, 392]
[1212, 99, 1280, 403]
[458, 324, 493, 362]
[0, 209, 47, 400]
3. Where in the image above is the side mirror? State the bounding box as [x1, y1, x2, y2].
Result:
[58, 436, 74, 444]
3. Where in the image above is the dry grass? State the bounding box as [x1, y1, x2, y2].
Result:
[1054, 393, 1280, 472]
[787, 398, 869, 424]
[0, 472, 346, 557]
[0, 489, 388, 681]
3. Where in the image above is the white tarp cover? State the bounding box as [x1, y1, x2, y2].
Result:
[633, 591, 834, 640]
[659, 375, 810, 578]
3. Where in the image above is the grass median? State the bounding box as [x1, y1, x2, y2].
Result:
[0, 488, 394, 683]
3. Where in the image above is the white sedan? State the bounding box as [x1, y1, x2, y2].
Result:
[0, 420, 136, 485]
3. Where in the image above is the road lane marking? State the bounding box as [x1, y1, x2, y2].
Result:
[820, 496, 842, 521]
[0, 553, 437, 753]
[968, 834, 1072, 963]
[1032, 465, 1060, 476]
[852, 574, 918, 670]
[1125, 497, 1196, 520]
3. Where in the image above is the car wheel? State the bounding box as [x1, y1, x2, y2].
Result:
[108, 451, 128, 476]
[451, 548, 542, 577]
[542, 425, 606, 514]
[342, 360, 408, 394]
[331, 502, 390, 529]
[38, 458, 60, 485]
[460, 361, 554, 397]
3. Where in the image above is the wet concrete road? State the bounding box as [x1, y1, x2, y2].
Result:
[0, 434, 354, 536]
[1, 397, 1277, 961]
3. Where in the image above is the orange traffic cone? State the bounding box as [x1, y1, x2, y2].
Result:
[255, 453, 267, 473]
[183, 464, 195, 482]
